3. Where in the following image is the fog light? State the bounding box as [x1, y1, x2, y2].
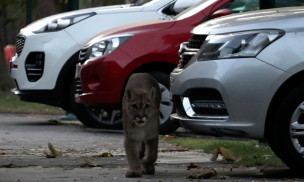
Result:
[191, 102, 226, 109]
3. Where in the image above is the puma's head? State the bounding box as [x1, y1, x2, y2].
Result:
[125, 87, 157, 126]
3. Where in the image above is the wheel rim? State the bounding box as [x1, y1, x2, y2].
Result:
[87, 107, 122, 125]
[83, 83, 174, 126]
[159, 83, 174, 125]
[290, 101, 304, 157]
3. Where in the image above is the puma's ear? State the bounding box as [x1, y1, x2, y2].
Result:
[147, 87, 156, 100]
[126, 88, 135, 100]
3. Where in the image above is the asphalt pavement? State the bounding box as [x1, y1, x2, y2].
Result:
[0, 113, 300, 182]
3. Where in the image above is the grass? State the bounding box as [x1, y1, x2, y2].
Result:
[161, 136, 286, 168]
[0, 92, 64, 114]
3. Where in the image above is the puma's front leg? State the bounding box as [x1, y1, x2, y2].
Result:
[142, 137, 158, 175]
[124, 139, 142, 178]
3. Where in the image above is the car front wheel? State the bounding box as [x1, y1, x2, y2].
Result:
[268, 83, 304, 170]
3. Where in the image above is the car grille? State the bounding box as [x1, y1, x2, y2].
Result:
[25, 52, 45, 82]
[75, 77, 83, 95]
[75, 48, 89, 95]
[16, 36, 26, 57]
[189, 89, 228, 117]
[176, 99, 188, 118]
[188, 34, 206, 49]
[178, 34, 207, 69]
[79, 48, 88, 64]
[175, 89, 228, 119]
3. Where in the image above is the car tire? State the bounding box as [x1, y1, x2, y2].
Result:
[268, 83, 304, 170]
[148, 71, 179, 135]
[69, 78, 123, 129]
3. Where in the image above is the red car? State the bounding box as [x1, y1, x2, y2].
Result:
[76, 0, 233, 134]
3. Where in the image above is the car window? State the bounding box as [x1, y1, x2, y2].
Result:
[227, 0, 260, 14]
[275, 0, 304, 8]
[134, 0, 162, 6]
[174, 0, 217, 20]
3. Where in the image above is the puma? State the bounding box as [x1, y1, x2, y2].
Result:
[122, 73, 161, 178]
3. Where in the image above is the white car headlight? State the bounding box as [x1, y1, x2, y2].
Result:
[197, 30, 285, 61]
[89, 34, 133, 58]
[33, 12, 95, 33]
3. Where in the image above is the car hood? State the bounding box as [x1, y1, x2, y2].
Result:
[85, 19, 176, 47]
[22, 4, 143, 32]
[192, 7, 304, 35]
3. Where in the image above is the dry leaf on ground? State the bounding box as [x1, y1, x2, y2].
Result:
[81, 161, 102, 167]
[45, 142, 62, 158]
[0, 152, 6, 155]
[187, 162, 201, 170]
[210, 147, 241, 162]
[186, 167, 217, 179]
[92, 152, 114, 158]
[163, 136, 177, 140]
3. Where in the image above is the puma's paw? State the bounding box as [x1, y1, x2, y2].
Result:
[124, 170, 142, 178]
[142, 165, 155, 175]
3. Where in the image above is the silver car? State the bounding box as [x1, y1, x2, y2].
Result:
[170, 7, 304, 169]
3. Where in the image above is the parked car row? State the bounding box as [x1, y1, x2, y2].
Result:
[10, 0, 200, 133]
[9, 0, 304, 170]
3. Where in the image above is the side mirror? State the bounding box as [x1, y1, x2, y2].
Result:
[211, 9, 231, 19]
[173, 0, 201, 14]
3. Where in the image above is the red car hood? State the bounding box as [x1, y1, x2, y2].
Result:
[85, 19, 176, 47]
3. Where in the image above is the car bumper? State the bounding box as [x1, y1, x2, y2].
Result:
[170, 58, 291, 139]
[78, 49, 133, 108]
[10, 30, 81, 91]
[11, 88, 62, 108]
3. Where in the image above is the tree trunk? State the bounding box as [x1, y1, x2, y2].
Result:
[0, 2, 14, 92]
[92, 0, 104, 7]
[36, 0, 60, 19]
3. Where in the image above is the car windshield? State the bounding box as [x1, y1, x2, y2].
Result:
[174, 0, 217, 20]
[131, 0, 163, 6]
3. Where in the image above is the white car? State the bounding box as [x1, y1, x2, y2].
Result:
[10, 0, 198, 128]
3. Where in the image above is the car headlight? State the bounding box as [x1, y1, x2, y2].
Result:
[89, 34, 133, 58]
[197, 30, 285, 61]
[33, 12, 95, 33]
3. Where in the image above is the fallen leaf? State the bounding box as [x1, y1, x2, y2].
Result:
[210, 147, 241, 162]
[186, 168, 217, 179]
[81, 161, 102, 167]
[93, 142, 98, 144]
[214, 175, 230, 179]
[92, 152, 114, 158]
[38, 145, 42, 148]
[163, 136, 177, 140]
[104, 144, 108, 146]
[0, 152, 6, 155]
[187, 162, 198, 170]
[46, 142, 62, 158]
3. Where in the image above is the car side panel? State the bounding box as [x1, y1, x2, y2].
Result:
[65, 12, 167, 46]
[257, 32, 304, 75]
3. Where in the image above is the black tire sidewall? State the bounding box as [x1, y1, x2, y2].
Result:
[271, 84, 304, 169]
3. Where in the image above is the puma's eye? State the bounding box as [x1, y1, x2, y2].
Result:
[144, 104, 150, 109]
[132, 104, 138, 109]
